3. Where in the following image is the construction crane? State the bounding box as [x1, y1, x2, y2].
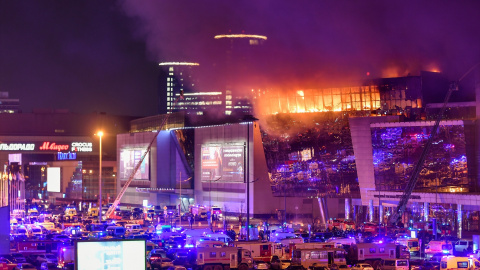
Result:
[389, 64, 480, 225]
[104, 90, 184, 219]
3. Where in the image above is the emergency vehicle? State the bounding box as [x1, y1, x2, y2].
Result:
[57, 244, 75, 269]
[64, 207, 77, 221]
[235, 242, 278, 262]
[395, 238, 420, 254]
[425, 240, 454, 259]
[194, 246, 253, 270]
[210, 206, 223, 219]
[440, 256, 480, 270]
[292, 248, 347, 269]
[16, 240, 60, 255]
[190, 205, 208, 219]
[87, 207, 99, 217]
[326, 237, 356, 247]
[347, 243, 410, 264]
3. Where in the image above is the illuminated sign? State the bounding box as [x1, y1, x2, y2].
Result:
[39, 142, 69, 151]
[71, 142, 93, 152]
[57, 152, 77, 160]
[0, 143, 35, 151]
[201, 144, 244, 182]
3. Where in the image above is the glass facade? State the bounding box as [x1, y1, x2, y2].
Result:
[262, 112, 364, 197]
[255, 85, 381, 115]
[371, 123, 470, 192]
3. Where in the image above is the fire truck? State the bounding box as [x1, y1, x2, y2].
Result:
[193, 246, 253, 270]
[235, 242, 282, 262]
[347, 243, 410, 267]
[15, 240, 61, 255]
[57, 244, 75, 269]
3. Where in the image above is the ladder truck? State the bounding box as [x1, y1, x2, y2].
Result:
[104, 90, 184, 220]
[389, 64, 480, 225]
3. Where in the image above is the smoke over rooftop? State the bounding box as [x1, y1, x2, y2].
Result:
[120, 0, 480, 91]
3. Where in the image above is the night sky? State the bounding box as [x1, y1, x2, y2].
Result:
[1, 1, 480, 117]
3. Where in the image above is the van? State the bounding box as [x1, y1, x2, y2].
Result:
[440, 256, 480, 270]
[425, 240, 454, 258]
[270, 232, 301, 243]
[379, 259, 409, 270]
[27, 225, 43, 238]
[455, 240, 474, 253]
[326, 237, 356, 247]
[396, 238, 420, 254]
[106, 226, 126, 238]
[125, 224, 143, 235]
[38, 222, 55, 231]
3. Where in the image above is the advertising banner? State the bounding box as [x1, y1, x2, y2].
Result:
[201, 144, 244, 182]
[119, 148, 150, 180]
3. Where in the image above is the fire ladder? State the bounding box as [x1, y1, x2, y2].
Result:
[388, 81, 458, 225]
[104, 91, 184, 219]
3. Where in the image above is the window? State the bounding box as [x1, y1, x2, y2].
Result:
[385, 261, 395, 266]
[379, 248, 385, 253]
[457, 262, 468, 268]
[220, 252, 226, 257]
[210, 252, 216, 258]
[397, 261, 408, 266]
[369, 248, 376, 253]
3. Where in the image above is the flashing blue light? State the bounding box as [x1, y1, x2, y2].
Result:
[442, 250, 449, 254]
[178, 245, 181, 248]
[379, 240, 383, 244]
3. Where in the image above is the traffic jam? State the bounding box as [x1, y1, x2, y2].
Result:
[4, 205, 480, 270]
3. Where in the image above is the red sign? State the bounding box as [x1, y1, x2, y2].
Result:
[39, 142, 69, 151]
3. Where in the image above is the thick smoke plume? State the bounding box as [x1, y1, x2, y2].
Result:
[120, 0, 480, 91]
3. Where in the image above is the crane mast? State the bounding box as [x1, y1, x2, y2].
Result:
[104, 91, 184, 219]
[388, 81, 458, 225]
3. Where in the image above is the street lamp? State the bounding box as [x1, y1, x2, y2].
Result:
[97, 131, 103, 223]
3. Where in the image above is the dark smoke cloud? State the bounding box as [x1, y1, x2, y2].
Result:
[120, 0, 480, 88]
[1, 1, 480, 116]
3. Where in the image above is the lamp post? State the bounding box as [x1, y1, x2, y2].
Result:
[97, 131, 103, 223]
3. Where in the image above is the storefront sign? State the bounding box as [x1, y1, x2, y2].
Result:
[0, 143, 35, 151]
[39, 142, 69, 151]
[57, 152, 77, 160]
[71, 142, 93, 152]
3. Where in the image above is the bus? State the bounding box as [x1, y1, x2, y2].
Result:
[292, 248, 347, 269]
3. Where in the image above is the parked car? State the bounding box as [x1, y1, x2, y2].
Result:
[377, 259, 409, 270]
[34, 253, 58, 267]
[7, 253, 27, 263]
[16, 263, 37, 270]
[147, 249, 173, 270]
[254, 261, 270, 270]
[351, 264, 374, 270]
[280, 260, 292, 270]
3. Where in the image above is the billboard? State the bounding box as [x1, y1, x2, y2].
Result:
[47, 167, 61, 193]
[201, 144, 244, 182]
[119, 148, 150, 180]
[76, 239, 146, 270]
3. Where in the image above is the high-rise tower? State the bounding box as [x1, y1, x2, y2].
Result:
[214, 34, 267, 115]
[158, 62, 200, 114]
